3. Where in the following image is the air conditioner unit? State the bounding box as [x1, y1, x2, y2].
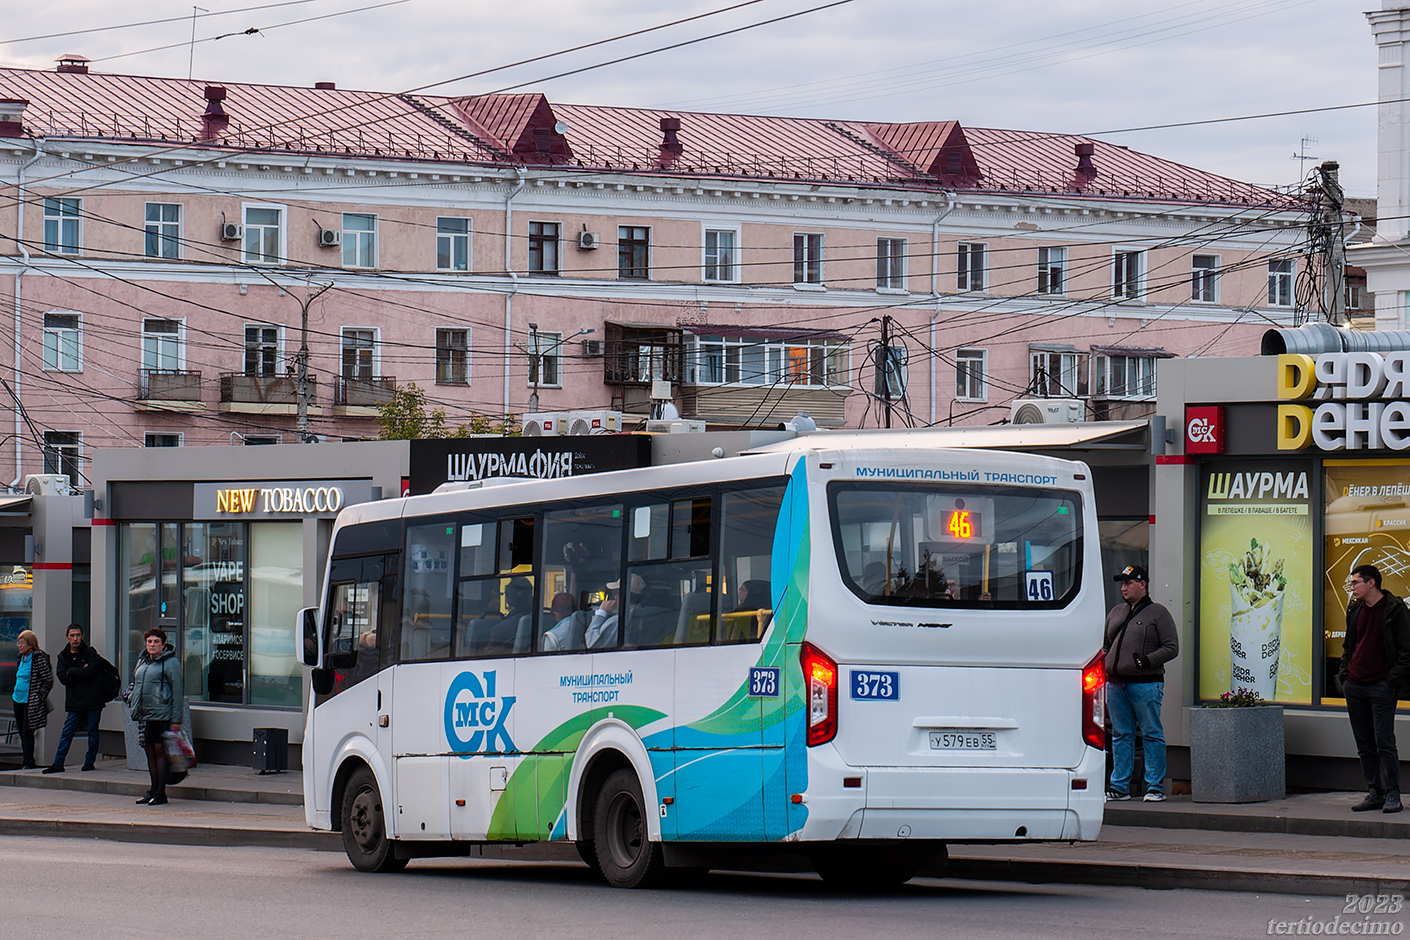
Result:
[319, 229, 341, 247]
[24, 473, 70, 496]
[567, 410, 623, 435]
[577, 231, 601, 250]
[522, 412, 567, 436]
[581, 339, 604, 358]
[646, 419, 706, 434]
[1010, 398, 1085, 425]
[220, 222, 243, 241]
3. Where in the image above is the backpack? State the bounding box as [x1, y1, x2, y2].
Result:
[98, 653, 122, 703]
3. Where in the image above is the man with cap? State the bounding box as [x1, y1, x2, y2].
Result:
[1104, 564, 1179, 802]
[585, 574, 645, 650]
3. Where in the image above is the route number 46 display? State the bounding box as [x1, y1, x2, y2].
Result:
[1025, 570, 1055, 602]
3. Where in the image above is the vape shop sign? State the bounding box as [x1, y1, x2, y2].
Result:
[1196, 459, 1314, 705]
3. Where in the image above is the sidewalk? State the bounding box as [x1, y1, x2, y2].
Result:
[0, 762, 1406, 895]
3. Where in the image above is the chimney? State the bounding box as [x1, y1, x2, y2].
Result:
[55, 55, 90, 75]
[200, 85, 230, 141]
[1073, 141, 1098, 184]
[314, 81, 336, 90]
[0, 99, 28, 139]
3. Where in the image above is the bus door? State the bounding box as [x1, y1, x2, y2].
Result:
[312, 553, 397, 818]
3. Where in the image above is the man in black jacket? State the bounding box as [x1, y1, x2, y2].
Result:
[1340, 565, 1410, 814]
[1103, 564, 1179, 802]
[44, 623, 105, 773]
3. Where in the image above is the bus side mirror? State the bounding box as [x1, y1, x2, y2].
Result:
[310, 667, 335, 696]
[300, 607, 320, 667]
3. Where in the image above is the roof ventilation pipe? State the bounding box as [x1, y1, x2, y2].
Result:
[55, 55, 90, 75]
[1261, 322, 1410, 355]
[1071, 141, 1097, 190]
[658, 116, 682, 168]
[314, 82, 336, 90]
[0, 99, 28, 138]
[200, 85, 230, 141]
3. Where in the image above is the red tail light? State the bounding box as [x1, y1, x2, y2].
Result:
[801, 642, 838, 746]
[1081, 650, 1105, 751]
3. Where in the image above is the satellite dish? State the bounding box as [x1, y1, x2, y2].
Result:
[554, 121, 570, 135]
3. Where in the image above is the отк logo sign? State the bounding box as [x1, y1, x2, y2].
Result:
[1185, 406, 1224, 454]
[443, 670, 516, 756]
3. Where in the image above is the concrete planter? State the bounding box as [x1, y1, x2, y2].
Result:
[1188, 704, 1286, 803]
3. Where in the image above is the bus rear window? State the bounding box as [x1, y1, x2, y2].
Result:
[828, 483, 1082, 608]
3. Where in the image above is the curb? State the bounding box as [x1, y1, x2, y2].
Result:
[0, 816, 340, 851]
[941, 856, 1410, 897]
[0, 770, 303, 806]
[1104, 804, 1410, 841]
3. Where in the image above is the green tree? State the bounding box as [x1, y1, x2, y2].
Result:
[377, 383, 519, 440]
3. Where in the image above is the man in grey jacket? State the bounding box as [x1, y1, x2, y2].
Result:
[1104, 564, 1179, 802]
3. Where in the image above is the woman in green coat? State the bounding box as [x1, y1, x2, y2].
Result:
[129, 627, 183, 805]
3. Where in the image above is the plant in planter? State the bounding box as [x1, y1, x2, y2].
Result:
[1189, 687, 1286, 803]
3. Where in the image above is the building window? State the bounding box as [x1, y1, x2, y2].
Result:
[144, 433, 182, 448]
[437, 217, 470, 272]
[143, 203, 181, 259]
[618, 226, 650, 279]
[243, 206, 283, 264]
[342, 328, 377, 381]
[342, 213, 377, 268]
[142, 319, 182, 371]
[528, 221, 560, 274]
[1029, 349, 1087, 397]
[1346, 283, 1364, 310]
[43, 311, 82, 372]
[1113, 250, 1144, 300]
[877, 238, 907, 290]
[1038, 247, 1066, 295]
[1191, 254, 1219, 303]
[241, 435, 281, 445]
[704, 229, 738, 282]
[43, 197, 80, 254]
[436, 328, 469, 385]
[955, 348, 987, 401]
[689, 334, 847, 387]
[43, 430, 81, 484]
[1093, 354, 1157, 399]
[244, 325, 280, 375]
[957, 242, 986, 291]
[1268, 259, 1295, 307]
[793, 233, 824, 285]
[531, 331, 563, 387]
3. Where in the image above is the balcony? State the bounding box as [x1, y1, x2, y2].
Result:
[334, 376, 396, 414]
[218, 372, 321, 416]
[137, 370, 204, 413]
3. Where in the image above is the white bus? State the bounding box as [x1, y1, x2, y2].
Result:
[300, 443, 1108, 888]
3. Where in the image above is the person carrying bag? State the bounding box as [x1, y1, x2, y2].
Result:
[128, 627, 185, 806]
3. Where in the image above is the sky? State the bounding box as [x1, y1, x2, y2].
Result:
[0, 0, 1382, 199]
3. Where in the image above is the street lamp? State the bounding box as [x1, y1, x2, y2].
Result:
[528, 325, 595, 415]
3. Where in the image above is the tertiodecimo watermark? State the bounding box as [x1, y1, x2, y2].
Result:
[1267, 895, 1405, 936]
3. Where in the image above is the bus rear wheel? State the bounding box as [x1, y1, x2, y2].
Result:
[593, 769, 668, 888]
[341, 766, 407, 873]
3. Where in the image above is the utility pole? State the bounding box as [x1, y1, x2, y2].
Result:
[297, 280, 333, 443]
[879, 315, 893, 429]
[1317, 160, 1347, 326]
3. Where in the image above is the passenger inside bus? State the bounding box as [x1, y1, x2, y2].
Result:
[540, 592, 587, 652]
[585, 574, 644, 649]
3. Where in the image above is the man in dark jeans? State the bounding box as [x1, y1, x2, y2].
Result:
[1340, 565, 1410, 814]
[44, 624, 105, 773]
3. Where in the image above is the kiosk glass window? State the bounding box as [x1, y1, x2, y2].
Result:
[120, 523, 159, 679]
[249, 523, 303, 706]
[183, 523, 247, 704]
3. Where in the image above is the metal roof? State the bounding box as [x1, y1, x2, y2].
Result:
[0, 65, 1300, 206]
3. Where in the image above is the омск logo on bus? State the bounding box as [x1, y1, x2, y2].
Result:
[443, 671, 516, 755]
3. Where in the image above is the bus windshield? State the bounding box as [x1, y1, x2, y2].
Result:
[829, 482, 1082, 608]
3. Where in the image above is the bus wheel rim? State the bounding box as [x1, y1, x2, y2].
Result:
[350, 788, 382, 851]
[606, 791, 642, 867]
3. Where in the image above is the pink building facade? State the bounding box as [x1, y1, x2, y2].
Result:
[0, 63, 1309, 487]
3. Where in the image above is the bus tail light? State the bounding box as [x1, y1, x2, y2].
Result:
[1081, 651, 1105, 751]
[801, 642, 838, 746]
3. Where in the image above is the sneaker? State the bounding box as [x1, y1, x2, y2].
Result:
[1352, 795, 1385, 813]
[1385, 798, 1403, 815]
[41, 765, 63, 774]
[1143, 791, 1167, 802]
[1105, 790, 1130, 801]
[80, 763, 96, 772]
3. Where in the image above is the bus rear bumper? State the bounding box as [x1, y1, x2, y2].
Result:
[796, 745, 1105, 843]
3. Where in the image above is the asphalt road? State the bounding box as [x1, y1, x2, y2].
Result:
[5, 836, 1402, 940]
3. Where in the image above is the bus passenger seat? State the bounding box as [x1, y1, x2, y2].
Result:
[673, 592, 712, 645]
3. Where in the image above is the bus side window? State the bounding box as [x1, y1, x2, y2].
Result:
[717, 486, 784, 645]
[401, 522, 456, 663]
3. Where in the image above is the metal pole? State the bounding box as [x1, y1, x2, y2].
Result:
[298, 280, 332, 443]
[527, 323, 540, 415]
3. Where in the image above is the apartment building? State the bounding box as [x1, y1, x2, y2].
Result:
[0, 59, 1309, 488]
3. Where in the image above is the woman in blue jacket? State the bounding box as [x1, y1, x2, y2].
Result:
[129, 627, 183, 806]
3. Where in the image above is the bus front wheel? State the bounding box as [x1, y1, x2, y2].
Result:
[341, 766, 408, 873]
[593, 769, 668, 888]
